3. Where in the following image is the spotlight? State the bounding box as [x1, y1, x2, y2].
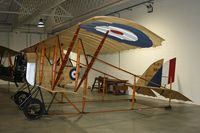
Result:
[146, 2, 153, 13]
[37, 19, 45, 28]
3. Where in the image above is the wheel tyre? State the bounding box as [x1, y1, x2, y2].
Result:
[13, 91, 21, 102]
[165, 105, 172, 110]
[23, 98, 44, 120]
[14, 91, 30, 106]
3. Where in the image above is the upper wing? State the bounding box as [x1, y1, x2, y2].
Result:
[0, 45, 19, 58]
[22, 16, 164, 56]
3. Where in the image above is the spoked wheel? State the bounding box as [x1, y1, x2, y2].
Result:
[23, 98, 44, 120]
[14, 91, 30, 106]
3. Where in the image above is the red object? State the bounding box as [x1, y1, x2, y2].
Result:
[110, 30, 123, 35]
[8, 53, 14, 78]
[168, 58, 176, 84]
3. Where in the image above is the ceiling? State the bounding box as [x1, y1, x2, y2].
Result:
[0, 0, 153, 33]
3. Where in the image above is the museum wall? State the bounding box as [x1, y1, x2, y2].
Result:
[0, 31, 47, 50]
[98, 0, 200, 104]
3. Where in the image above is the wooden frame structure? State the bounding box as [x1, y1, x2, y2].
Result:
[10, 16, 191, 120]
[14, 40, 191, 119]
[25, 36, 180, 116]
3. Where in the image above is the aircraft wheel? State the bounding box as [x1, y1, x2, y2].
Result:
[165, 105, 172, 110]
[14, 91, 30, 106]
[23, 98, 44, 120]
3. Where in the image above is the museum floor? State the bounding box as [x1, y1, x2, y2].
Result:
[0, 84, 199, 133]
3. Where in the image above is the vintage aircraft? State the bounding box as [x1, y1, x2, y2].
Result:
[0, 16, 191, 120]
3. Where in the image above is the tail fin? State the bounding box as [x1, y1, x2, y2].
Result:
[137, 59, 164, 87]
[137, 58, 176, 87]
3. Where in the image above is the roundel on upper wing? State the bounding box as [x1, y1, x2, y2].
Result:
[80, 22, 153, 48]
[69, 68, 76, 81]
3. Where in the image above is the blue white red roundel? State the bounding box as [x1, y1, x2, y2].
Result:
[80, 22, 153, 48]
[69, 68, 76, 80]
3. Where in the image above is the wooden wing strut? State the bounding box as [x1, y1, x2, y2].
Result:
[52, 36, 59, 88]
[75, 31, 109, 92]
[52, 26, 80, 90]
[75, 39, 82, 91]
[39, 43, 45, 85]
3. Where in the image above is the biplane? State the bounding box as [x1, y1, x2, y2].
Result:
[0, 16, 191, 120]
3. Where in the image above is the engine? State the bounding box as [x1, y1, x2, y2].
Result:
[13, 53, 27, 83]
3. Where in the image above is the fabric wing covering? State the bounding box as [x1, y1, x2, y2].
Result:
[22, 16, 164, 57]
[0, 45, 19, 57]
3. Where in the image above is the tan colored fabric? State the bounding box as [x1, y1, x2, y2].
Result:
[22, 16, 164, 58]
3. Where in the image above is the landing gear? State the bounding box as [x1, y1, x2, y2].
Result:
[13, 87, 57, 120]
[128, 98, 136, 102]
[14, 91, 30, 106]
[23, 98, 44, 120]
[165, 105, 172, 110]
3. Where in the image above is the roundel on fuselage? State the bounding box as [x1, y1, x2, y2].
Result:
[69, 68, 76, 81]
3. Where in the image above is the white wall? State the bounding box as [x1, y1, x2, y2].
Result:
[92, 0, 200, 104]
[0, 31, 47, 50]
[9, 32, 47, 51]
[0, 32, 9, 47]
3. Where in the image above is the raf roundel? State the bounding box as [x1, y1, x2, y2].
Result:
[69, 68, 77, 81]
[80, 22, 153, 48]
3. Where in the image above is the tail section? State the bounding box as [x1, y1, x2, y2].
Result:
[136, 59, 164, 87]
[135, 59, 163, 97]
[134, 58, 192, 102]
[137, 58, 176, 87]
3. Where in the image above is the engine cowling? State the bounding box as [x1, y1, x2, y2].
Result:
[13, 54, 27, 84]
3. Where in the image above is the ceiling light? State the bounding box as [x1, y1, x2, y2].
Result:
[37, 19, 45, 28]
[146, 2, 153, 13]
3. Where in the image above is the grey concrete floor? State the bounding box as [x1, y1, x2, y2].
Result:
[0, 84, 200, 133]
